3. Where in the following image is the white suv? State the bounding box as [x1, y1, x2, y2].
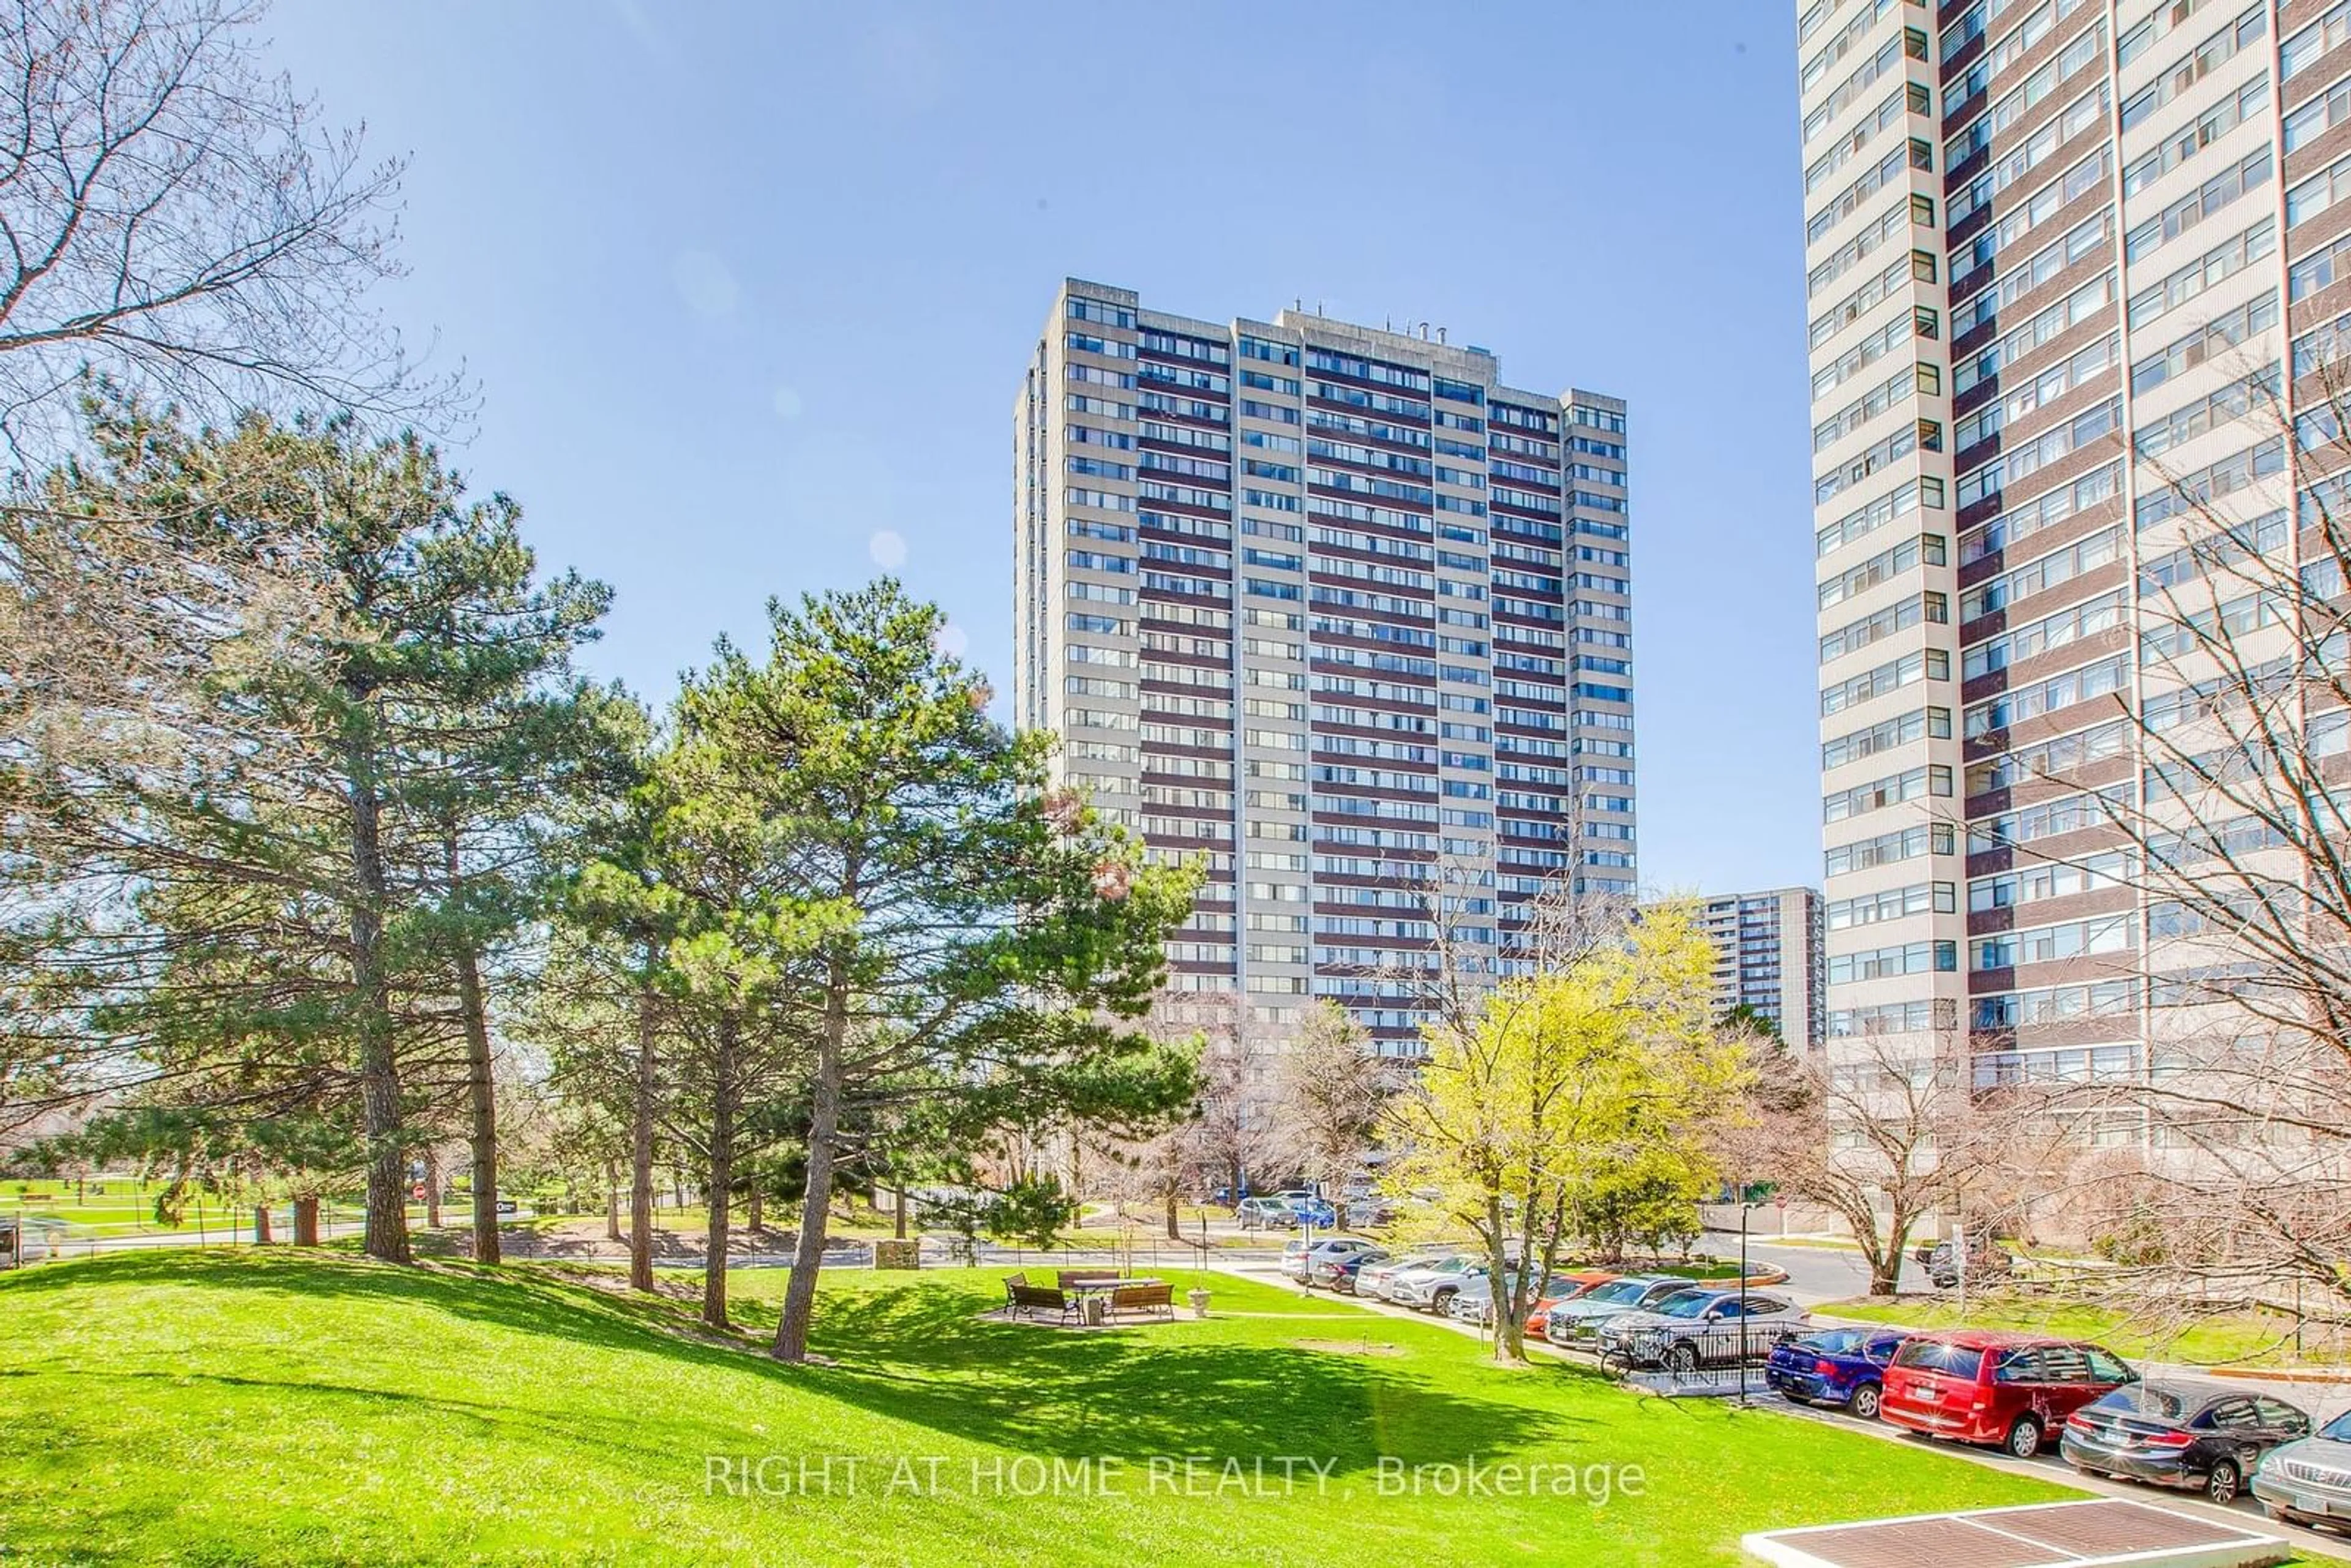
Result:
[1280, 1235, 1382, 1281]
[1352, 1247, 1460, 1299]
[1382, 1255, 1491, 1312]
[1446, 1269, 1580, 1327]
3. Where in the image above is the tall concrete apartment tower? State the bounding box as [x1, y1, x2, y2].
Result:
[1689, 888, 1828, 1054]
[1014, 280, 1635, 1055]
[1799, 0, 2323, 1087]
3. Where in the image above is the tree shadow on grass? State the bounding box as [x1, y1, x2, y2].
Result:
[42, 1366, 732, 1474]
[782, 1277, 1590, 1471]
[0, 1249, 773, 1373]
[4, 1255, 1581, 1477]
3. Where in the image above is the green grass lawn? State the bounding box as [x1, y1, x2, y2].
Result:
[1821, 1294, 2351, 1368]
[0, 1251, 2091, 1566]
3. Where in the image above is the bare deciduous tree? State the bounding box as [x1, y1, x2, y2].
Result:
[1726, 1022, 2046, 1296]
[1976, 354, 2351, 1333]
[1269, 998, 1395, 1228]
[1177, 989, 1284, 1207]
[0, 0, 444, 451]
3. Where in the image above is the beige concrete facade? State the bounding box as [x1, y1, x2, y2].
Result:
[1014, 280, 1633, 1053]
[1796, 0, 2338, 1097]
[1688, 887, 1828, 1054]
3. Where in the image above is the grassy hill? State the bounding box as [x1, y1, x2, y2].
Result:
[0, 1251, 2075, 1565]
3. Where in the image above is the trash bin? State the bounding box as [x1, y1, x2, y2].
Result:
[1082, 1294, 1107, 1327]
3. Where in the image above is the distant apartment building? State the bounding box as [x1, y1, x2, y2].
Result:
[1689, 888, 1827, 1054]
[1013, 279, 1636, 1054]
[1795, 0, 2334, 1091]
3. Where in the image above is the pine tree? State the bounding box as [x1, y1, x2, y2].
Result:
[5, 403, 608, 1262]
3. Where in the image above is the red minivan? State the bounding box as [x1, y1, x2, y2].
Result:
[1881, 1331, 2138, 1457]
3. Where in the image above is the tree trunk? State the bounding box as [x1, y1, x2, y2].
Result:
[629, 973, 658, 1292]
[293, 1195, 320, 1246]
[345, 716, 410, 1265]
[443, 827, 503, 1267]
[746, 1178, 763, 1235]
[702, 1011, 738, 1330]
[605, 1158, 622, 1242]
[253, 1203, 272, 1244]
[1164, 1190, 1180, 1242]
[423, 1147, 443, 1229]
[1871, 1210, 1914, 1296]
[1486, 1196, 1527, 1364]
[894, 1183, 908, 1240]
[773, 958, 849, 1362]
[456, 939, 500, 1266]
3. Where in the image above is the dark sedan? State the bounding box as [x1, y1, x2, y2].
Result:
[2060, 1379, 2312, 1505]
[1311, 1248, 1389, 1293]
[1765, 1327, 1909, 1419]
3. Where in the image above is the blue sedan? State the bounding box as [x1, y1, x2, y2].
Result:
[1283, 1196, 1337, 1228]
[1765, 1327, 1909, 1419]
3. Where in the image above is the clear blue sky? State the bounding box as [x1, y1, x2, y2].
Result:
[266, 0, 1818, 895]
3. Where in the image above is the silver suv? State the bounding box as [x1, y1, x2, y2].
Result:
[2252, 1408, 2351, 1529]
[1595, 1289, 1807, 1373]
[1542, 1275, 1698, 1346]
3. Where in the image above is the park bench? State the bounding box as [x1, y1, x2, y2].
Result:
[1109, 1282, 1173, 1320]
[1056, 1268, 1119, 1289]
[1006, 1281, 1074, 1325]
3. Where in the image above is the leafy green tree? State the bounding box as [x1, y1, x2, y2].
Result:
[400, 552, 613, 1264]
[3, 403, 607, 1262]
[663, 581, 1196, 1361]
[638, 716, 822, 1329]
[985, 1175, 1081, 1252]
[1386, 901, 1741, 1363]
[551, 710, 689, 1294]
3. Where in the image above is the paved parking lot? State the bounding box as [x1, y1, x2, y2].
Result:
[1209, 1251, 2351, 1564]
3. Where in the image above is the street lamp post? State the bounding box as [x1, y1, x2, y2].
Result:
[1738, 1192, 1750, 1405]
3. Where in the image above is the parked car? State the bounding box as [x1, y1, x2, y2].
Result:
[2060, 1379, 2310, 1505]
[1382, 1254, 1496, 1312]
[1766, 1327, 1910, 1419]
[1922, 1237, 2012, 1289]
[1446, 1270, 1586, 1327]
[1235, 1196, 1296, 1230]
[1881, 1332, 2137, 1457]
[1281, 1235, 1382, 1281]
[1543, 1275, 1701, 1346]
[1284, 1197, 1338, 1228]
[2252, 1406, 2351, 1529]
[1352, 1247, 1463, 1301]
[1596, 1289, 1808, 1372]
[1524, 1272, 1619, 1339]
[1313, 1247, 1390, 1292]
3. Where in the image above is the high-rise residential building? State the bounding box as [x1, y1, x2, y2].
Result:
[1796, 0, 2324, 1092]
[1686, 888, 1828, 1054]
[1014, 279, 1635, 1055]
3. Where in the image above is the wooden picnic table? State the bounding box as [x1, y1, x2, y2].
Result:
[1062, 1275, 1164, 1294]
